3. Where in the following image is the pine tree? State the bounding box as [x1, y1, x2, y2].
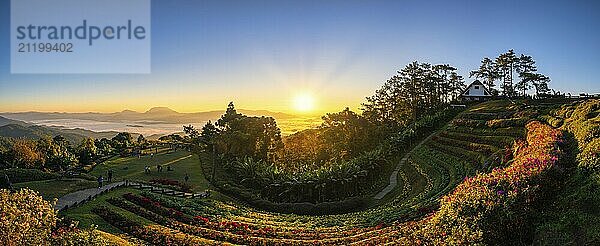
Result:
[515, 54, 537, 97]
[495, 49, 518, 97]
[470, 57, 499, 95]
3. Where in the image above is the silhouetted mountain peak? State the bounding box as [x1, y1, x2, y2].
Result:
[120, 109, 139, 114]
[145, 107, 179, 114]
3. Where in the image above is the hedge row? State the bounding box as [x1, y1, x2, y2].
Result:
[550, 99, 600, 172]
[0, 168, 59, 184]
[217, 181, 368, 215]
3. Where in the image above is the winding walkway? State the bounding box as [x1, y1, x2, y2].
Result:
[54, 153, 203, 211]
[54, 181, 125, 211]
[373, 131, 438, 200]
[54, 181, 209, 211]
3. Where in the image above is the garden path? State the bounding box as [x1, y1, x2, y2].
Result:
[54, 181, 209, 211]
[373, 131, 438, 200]
[54, 181, 125, 211]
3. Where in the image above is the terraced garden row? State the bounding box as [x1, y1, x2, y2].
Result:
[82, 101, 559, 244]
[390, 100, 530, 224]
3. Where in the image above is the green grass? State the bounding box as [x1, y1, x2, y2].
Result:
[468, 100, 520, 113]
[90, 150, 210, 192]
[59, 150, 217, 233]
[14, 150, 211, 203]
[14, 178, 98, 200]
[60, 188, 154, 234]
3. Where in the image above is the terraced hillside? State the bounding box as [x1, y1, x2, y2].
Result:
[426, 101, 528, 172]
[372, 101, 529, 212]
[55, 100, 579, 245]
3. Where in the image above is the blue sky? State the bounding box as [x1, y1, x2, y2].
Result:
[0, 0, 599, 113]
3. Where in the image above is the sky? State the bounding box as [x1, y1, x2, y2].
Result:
[0, 0, 599, 115]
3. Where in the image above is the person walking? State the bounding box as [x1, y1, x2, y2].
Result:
[184, 173, 189, 183]
[107, 169, 114, 182]
[98, 175, 104, 188]
[4, 173, 14, 191]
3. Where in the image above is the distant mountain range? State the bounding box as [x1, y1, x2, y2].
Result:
[0, 116, 132, 144]
[0, 107, 297, 124]
[0, 107, 298, 144]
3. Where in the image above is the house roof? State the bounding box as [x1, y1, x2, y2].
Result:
[460, 80, 492, 97]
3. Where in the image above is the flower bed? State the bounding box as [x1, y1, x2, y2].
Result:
[412, 121, 564, 244]
[117, 192, 382, 243]
[149, 178, 193, 192]
[92, 206, 218, 245]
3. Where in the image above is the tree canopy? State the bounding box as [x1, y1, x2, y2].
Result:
[470, 49, 551, 97]
[362, 61, 464, 128]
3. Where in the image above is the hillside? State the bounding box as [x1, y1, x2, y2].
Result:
[54, 99, 600, 245]
[0, 116, 28, 126]
[0, 123, 129, 144]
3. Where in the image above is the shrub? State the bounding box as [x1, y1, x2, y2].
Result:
[217, 181, 368, 215]
[411, 121, 564, 244]
[545, 116, 564, 128]
[50, 226, 114, 246]
[486, 117, 529, 128]
[149, 178, 193, 192]
[579, 138, 600, 172]
[92, 206, 217, 245]
[0, 168, 59, 184]
[0, 189, 58, 245]
[451, 118, 487, 128]
[554, 99, 600, 172]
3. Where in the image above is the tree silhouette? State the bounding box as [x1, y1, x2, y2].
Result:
[362, 61, 463, 129]
[515, 54, 537, 97]
[470, 57, 500, 95]
[525, 73, 551, 96]
[475, 50, 550, 97]
[495, 49, 518, 97]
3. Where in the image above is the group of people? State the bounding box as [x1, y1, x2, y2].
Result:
[144, 164, 173, 173]
[97, 169, 114, 188]
[96, 161, 189, 189]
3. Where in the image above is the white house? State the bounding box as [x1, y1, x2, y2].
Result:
[460, 80, 492, 101]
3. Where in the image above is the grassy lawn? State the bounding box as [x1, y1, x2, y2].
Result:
[90, 150, 210, 192]
[60, 188, 154, 234]
[15, 150, 212, 205]
[14, 178, 98, 200]
[59, 150, 221, 233]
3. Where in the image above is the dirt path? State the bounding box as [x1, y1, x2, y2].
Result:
[373, 131, 438, 200]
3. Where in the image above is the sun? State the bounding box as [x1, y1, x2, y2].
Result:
[292, 93, 316, 113]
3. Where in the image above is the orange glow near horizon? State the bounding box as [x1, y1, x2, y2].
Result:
[0, 93, 361, 117]
[0, 73, 367, 116]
